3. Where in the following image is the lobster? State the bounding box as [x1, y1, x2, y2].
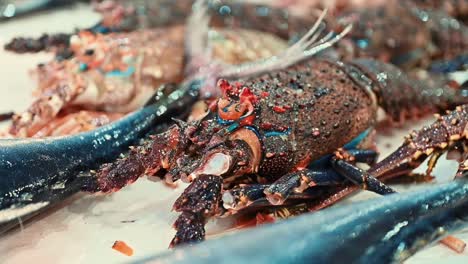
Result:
[330, 0, 468, 71]
[3, 0, 314, 55]
[3, 0, 322, 138]
[5, 0, 466, 138]
[411, 0, 468, 23]
[1, 0, 467, 259]
[6, 0, 466, 72]
[78, 1, 468, 247]
[6, 25, 289, 137]
[0, 0, 327, 232]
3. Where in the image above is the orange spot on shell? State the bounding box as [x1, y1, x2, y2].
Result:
[218, 99, 247, 121]
[112, 241, 134, 256]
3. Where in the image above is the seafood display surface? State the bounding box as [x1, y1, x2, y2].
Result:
[0, 0, 467, 263]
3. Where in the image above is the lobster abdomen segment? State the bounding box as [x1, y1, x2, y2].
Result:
[351, 58, 468, 122]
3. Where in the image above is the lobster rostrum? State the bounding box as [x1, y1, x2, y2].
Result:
[83, 4, 468, 247]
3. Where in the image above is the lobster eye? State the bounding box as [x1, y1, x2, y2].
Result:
[84, 49, 95, 56]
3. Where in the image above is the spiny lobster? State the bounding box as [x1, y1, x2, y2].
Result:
[0, 0, 326, 232]
[1, 0, 467, 259]
[4, 0, 319, 138]
[79, 1, 468, 247]
[6, 0, 466, 138]
[330, 0, 468, 71]
[5, 26, 289, 137]
[7, 0, 466, 71]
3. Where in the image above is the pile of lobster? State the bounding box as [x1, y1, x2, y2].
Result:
[0, 0, 467, 262]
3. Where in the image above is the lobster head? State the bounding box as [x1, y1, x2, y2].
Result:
[91, 79, 263, 192]
[151, 80, 263, 186]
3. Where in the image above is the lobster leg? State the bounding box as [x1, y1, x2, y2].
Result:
[223, 185, 335, 213]
[341, 149, 379, 166]
[170, 175, 223, 247]
[368, 105, 468, 180]
[263, 149, 393, 205]
[330, 158, 396, 195]
[264, 169, 345, 205]
[305, 106, 468, 253]
[456, 151, 468, 177]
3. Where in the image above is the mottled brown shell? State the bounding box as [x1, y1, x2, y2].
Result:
[236, 59, 376, 179]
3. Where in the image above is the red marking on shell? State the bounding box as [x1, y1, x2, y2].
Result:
[240, 115, 255, 126]
[217, 80, 258, 123]
[261, 91, 270, 98]
[273, 106, 286, 113]
[294, 155, 312, 172]
[240, 87, 259, 104]
[261, 122, 273, 130]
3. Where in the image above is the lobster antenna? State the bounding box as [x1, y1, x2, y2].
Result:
[219, 9, 353, 79]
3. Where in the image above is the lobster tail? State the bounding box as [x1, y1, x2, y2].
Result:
[350, 58, 468, 123]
